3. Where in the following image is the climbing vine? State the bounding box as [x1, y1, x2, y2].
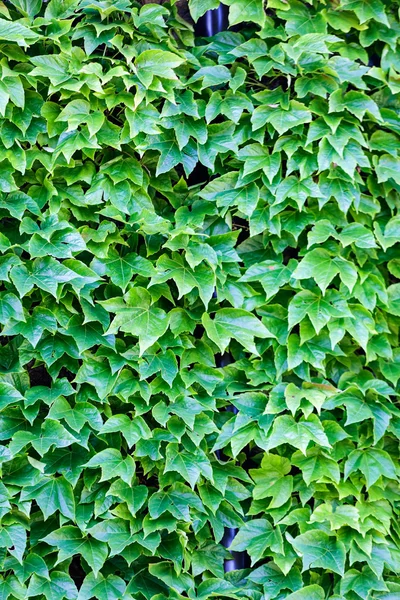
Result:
[1, 0, 400, 598]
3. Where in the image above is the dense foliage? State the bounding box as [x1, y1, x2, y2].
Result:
[1, 0, 400, 598]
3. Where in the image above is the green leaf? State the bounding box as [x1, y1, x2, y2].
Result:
[27, 572, 77, 600]
[20, 476, 75, 520]
[30, 55, 70, 84]
[284, 586, 325, 600]
[149, 483, 205, 521]
[2, 2, 400, 596]
[135, 50, 185, 87]
[202, 308, 272, 354]
[230, 519, 283, 564]
[41, 526, 108, 577]
[105, 288, 169, 355]
[291, 530, 346, 575]
[293, 248, 357, 293]
[0, 524, 26, 563]
[32, 420, 78, 456]
[340, 567, 388, 599]
[0, 17, 40, 46]
[292, 448, 340, 486]
[85, 449, 135, 484]
[100, 414, 151, 447]
[189, 0, 220, 21]
[310, 502, 360, 531]
[223, 0, 266, 27]
[102, 252, 156, 292]
[0, 292, 25, 324]
[252, 101, 312, 134]
[164, 443, 213, 488]
[77, 572, 126, 600]
[266, 415, 331, 453]
[344, 448, 398, 488]
[10, 257, 77, 298]
[240, 260, 294, 300]
[237, 144, 280, 183]
[152, 253, 215, 308]
[107, 479, 148, 516]
[288, 289, 350, 334]
[375, 154, 400, 185]
[8, 553, 49, 584]
[247, 562, 302, 597]
[0, 382, 24, 411]
[63, 315, 115, 354]
[341, 0, 389, 26]
[250, 453, 293, 508]
[148, 562, 193, 594]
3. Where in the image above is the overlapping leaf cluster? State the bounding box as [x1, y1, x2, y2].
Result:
[1, 0, 400, 597]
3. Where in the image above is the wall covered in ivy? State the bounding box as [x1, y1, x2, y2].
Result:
[0, 0, 400, 598]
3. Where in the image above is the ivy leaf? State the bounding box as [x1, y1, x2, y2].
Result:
[10, 257, 78, 298]
[102, 252, 156, 292]
[288, 289, 351, 334]
[77, 572, 126, 600]
[0, 382, 24, 411]
[341, 0, 389, 26]
[105, 288, 169, 355]
[62, 315, 115, 353]
[85, 449, 136, 485]
[340, 566, 388, 599]
[151, 253, 215, 308]
[189, 0, 220, 21]
[237, 144, 281, 183]
[135, 50, 185, 87]
[99, 414, 151, 448]
[148, 483, 205, 521]
[250, 453, 293, 508]
[344, 448, 398, 488]
[2, 1, 400, 596]
[230, 519, 283, 564]
[27, 572, 77, 600]
[31, 420, 79, 456]
[375, 154, 400, 185]
[41, 527, 108, 577]
[292, 448, 340, 486]
[47, 398, 102, 433]
[247, 562, 302, 597]
[252, 101, 312, 134]
[107, 480, 148, 516]
[0, 524, 26, 563]
[284, 586, 325, 600]
[147, 562, 193, 594]
[20, 476, 75, 520]
[164, 443, 213, 489]
[202, 308, 273, 354]
[293, 248, 358, 293]
[223, 0, 266, 27]
[310, 502, 360, 531]
[266, 415, 331, 454]
[0, 292, 25, 324]
[0, 17, 40, 46]
[240, 261, 294, 300]
[291, 530, 346, 575]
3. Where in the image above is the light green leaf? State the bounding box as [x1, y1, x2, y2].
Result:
[250, 453, 293, 508]
[202, 308, 272, 355]
[293, 248, 358, 293]
[291, 530, 346, 575]
[230, 519, 283, 564]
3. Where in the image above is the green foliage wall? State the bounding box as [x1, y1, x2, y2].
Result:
[1, 0, 400, 598]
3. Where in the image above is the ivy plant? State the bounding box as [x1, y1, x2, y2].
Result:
[1, 0, 400, 598]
